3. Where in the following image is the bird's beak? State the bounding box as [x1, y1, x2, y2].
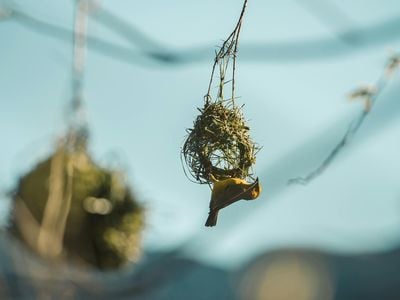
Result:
[253, 177, 261, 195]
[250, 177, 259, 189]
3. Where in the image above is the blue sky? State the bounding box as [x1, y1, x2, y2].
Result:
[1, 0, 400, 269]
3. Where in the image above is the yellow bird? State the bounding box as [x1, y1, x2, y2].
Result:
[205, 176, 262, 227]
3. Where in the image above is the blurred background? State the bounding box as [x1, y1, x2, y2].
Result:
[1, 0, 400, 299]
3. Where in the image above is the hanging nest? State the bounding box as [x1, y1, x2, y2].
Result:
[182, 100, 259, 184]
[9, 142, 145, 271]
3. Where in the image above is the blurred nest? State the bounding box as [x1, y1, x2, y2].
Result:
[9, 142, 144, 271]
[182, 100, 259, 184]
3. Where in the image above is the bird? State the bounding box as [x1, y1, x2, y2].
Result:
[205, 176, 261, 227]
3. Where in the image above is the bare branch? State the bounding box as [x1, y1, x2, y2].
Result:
[288, 54, 399, 185]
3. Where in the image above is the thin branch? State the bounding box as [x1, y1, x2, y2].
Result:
[231, 0, 247, 103]
[205, 0, 248, 105]
[288, 54, 399, 185]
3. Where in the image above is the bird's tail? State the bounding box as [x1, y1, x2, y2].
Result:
[205, 210, 219, 227]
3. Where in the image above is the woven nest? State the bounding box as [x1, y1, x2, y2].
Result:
[9, 145, 144, 270]
[182, 100, 259, 184]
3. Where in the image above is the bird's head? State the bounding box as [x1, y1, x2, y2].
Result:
[243, 177, 261, 200]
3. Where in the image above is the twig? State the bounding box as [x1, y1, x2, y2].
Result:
[205, 0, 248, 105]
[288, 53, 399, 185]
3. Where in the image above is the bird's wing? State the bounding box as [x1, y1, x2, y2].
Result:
[210, 184, 246, 211]
[211, 178, 260, 210]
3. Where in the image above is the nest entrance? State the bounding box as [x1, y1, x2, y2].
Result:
[182, 101, 258, 184]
